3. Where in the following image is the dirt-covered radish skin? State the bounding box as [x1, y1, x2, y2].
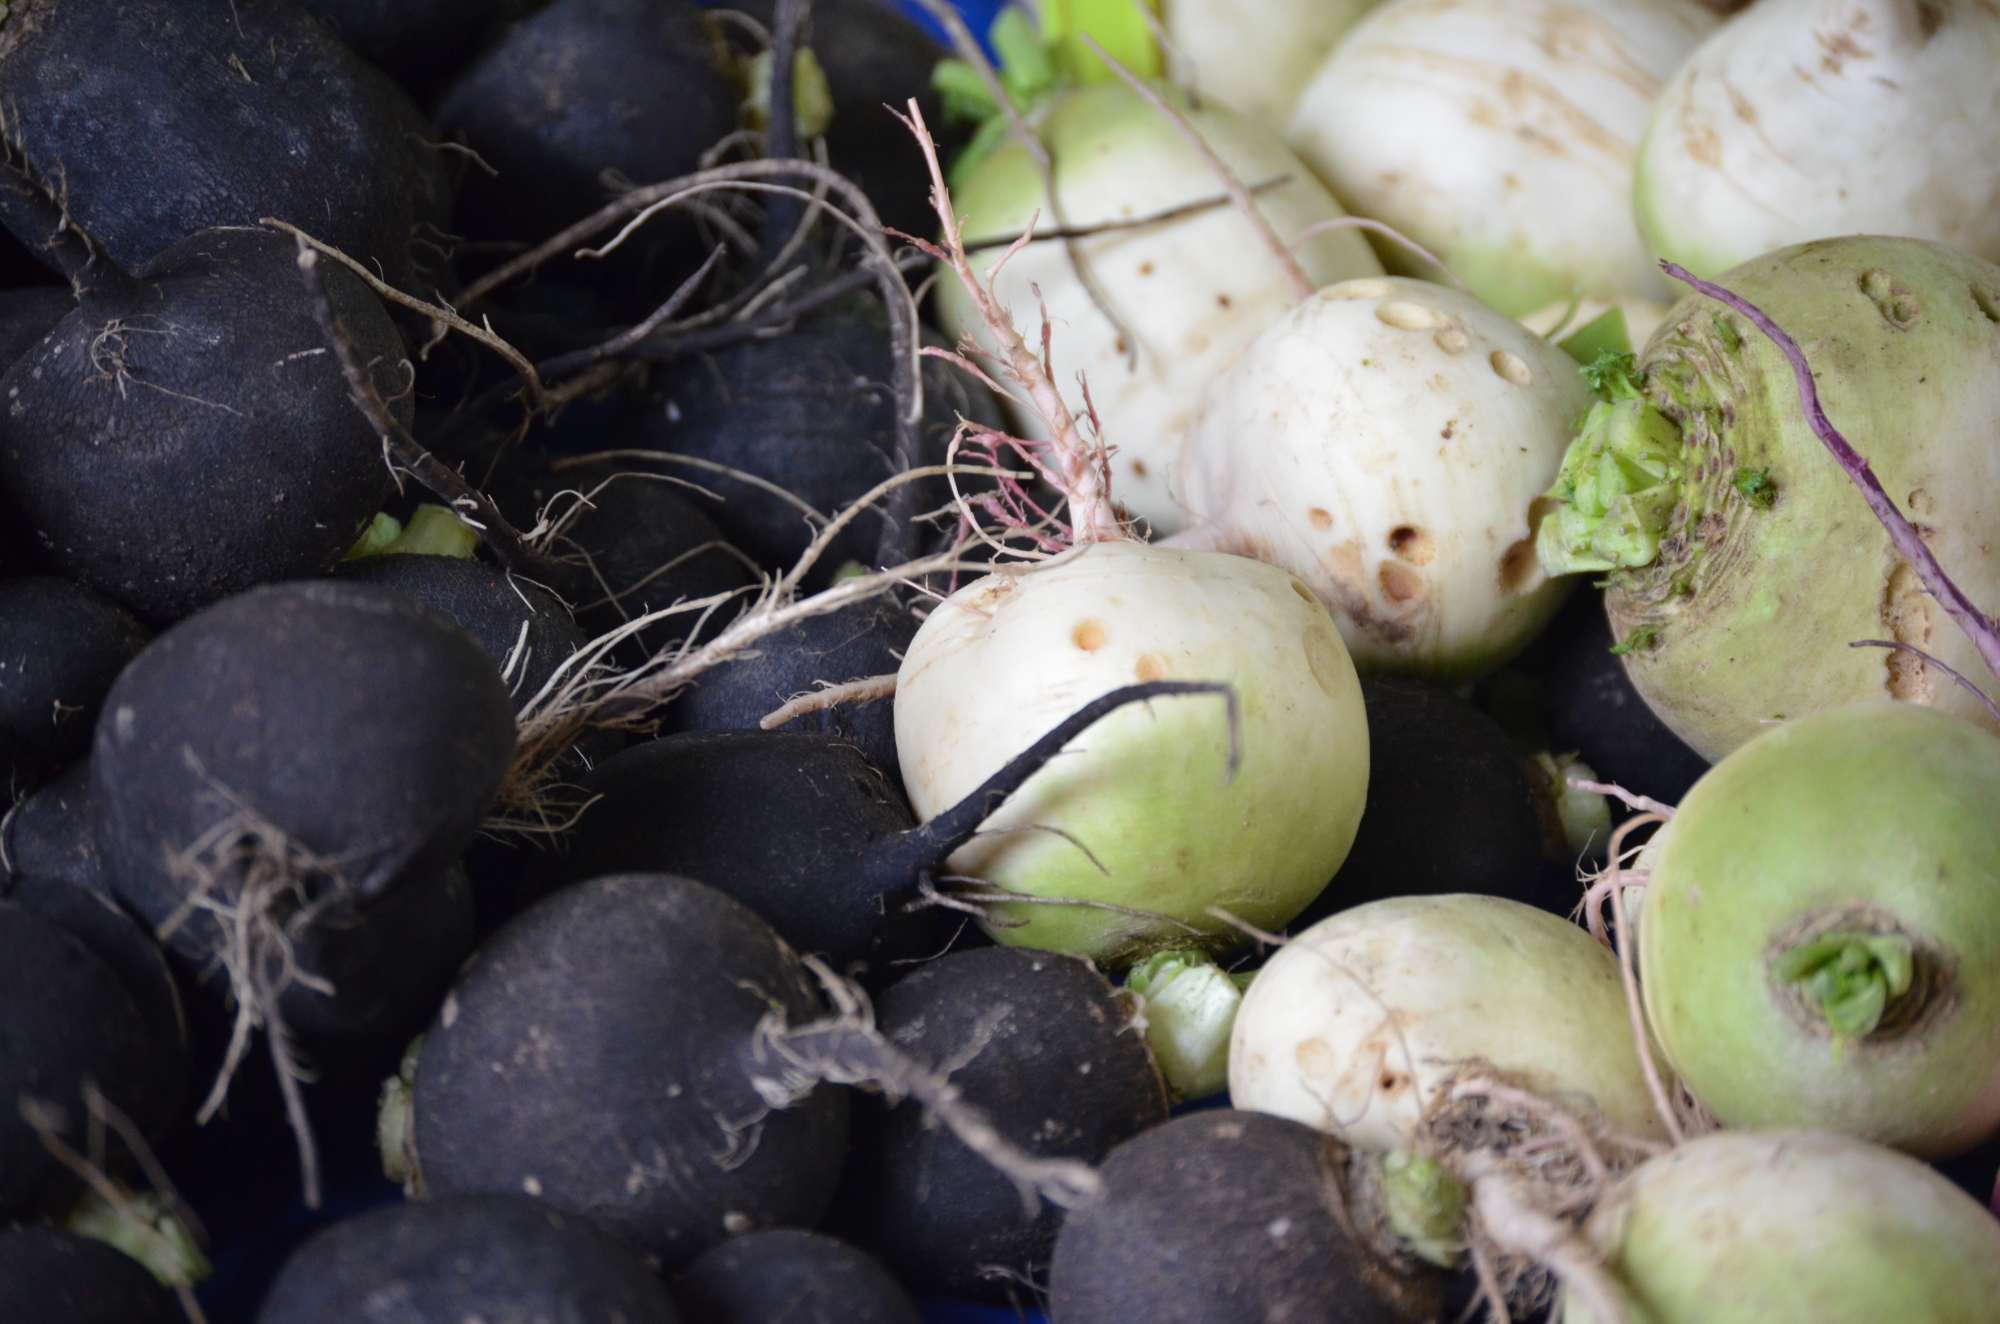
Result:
[408, 873, 851, 1266]
[1636, 0, 2000, 280]
[1177, 276, 1594, 682]
[1640, 702, 2000, 1157]
[1285, 0, 1719, 315]
[0, 1226, 178, 1324]
[1160, 0, 1383, 129]
[256, 1193, 681, 1323]
[93, 580, 517, 914]
[1231, 894, 1668, 1157]
[830, 947, 1167, 1298]
[1288, 676, 1577, 931]
[673, 1228, 918, 1324]
[1535, 236, 2000, 758]
[938, 82, 1382, 534]
[0, 903, 155, 1218]
[0, 228, 406, 623]
[1048, 1110, 1447, 1324]
[664, 596, 915, 780]
[543, 731, 955, 971]
[0, 0, 451, 291]
[0, 577, 148, 795]
[1562, 1130, 2000, 1323]
[896, 540, 1370, 961]
[435, 0, 735, 248]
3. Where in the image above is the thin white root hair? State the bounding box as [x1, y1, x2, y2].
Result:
[1568, 778, 1675, 819]
[758, 672, 899, 730]
[1204, 905, 1292, 949]
[748, 955, 1105, 1214]
[1470, 1176, 1632, 1324]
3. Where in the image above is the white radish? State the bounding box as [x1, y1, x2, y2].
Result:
[936, 81, 1382, 535]
[1286, 0, 1719, 315]
[1634, 0, 2000, 280]
[1176, 276, 1595, 681]
[1157, 0, 1384, 129]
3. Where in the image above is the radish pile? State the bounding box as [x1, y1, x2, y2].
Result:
[4, 1, 2000, 1321]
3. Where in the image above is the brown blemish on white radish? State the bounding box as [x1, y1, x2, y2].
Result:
[1135, 653, 1169, 681]
[1377, 301, 1443, 331]
[1294, 1037, 1336, 1076]
[1387, 525, 1435, 566]
[1489, 350, 1534, 386]
[1072, 619, 1108, 651]
[1378, 562, 1425, 604]
[1882, 561, 1936, 701]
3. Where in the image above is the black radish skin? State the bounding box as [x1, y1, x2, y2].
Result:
[256, 1193, 681, 1324]
[549, 732, 958, 971]
[0, 0, 451, 291]
[409, 873, 851, 1266]
[499, 454, 758, 663]
[332, 553, 589, 716]
[673, 1228, 921, 1324]
[830, 947, 1168, 1299]
[435, 0, 735, 268]
[1524, 589, 1709, 806]
[664, 593, 916, 780]
[0, 284, 70, 369]
[1, 872, 189, 1133]
[732, 0, 959, 238]
[299, 0, 511, 100]
[0, 577, 147, 795]
[0, 903, 155, 1217]
[1048, 1111, 1448, 1324]
[0, 228, 406, 623]
[275, 865, 477, 1043]
[1289, 675, 1577, 931]
[0, 1227, 178, 1324]
[0, 762, 103, 891]
[639, 301, 1003, 576]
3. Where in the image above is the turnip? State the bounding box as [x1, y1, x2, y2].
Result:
[1635, 0, 2000, 282]
[0, 226, 406, 624]
[0, 578, 147, 796]
[830, 946, 1167, 1298]
[0, 0, 451, 291]
[1285, 0, 1719, 317]
[1231, 894, 1668, 1156]
[402, 872, 1099, 1267]
[257, 1193, 682, 1323]
[674, 1228, 919, 1324]
[1175, 275, 1596, 681]
[1636, 701, 2000, 1158]
[1534, 235, 2000, 758]
[892, 101, 1371, 963]
[933, 72, 1381, 534]
[1559, 1130, 2000, 1322]
[1158, 0, 1383, 128]
[0, 1227, 178, 1324]
[1048, 1110, 1450, 1324]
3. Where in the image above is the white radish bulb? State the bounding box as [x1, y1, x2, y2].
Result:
[1158, 0, 1385, 129]
[1286, 0, 1719, 315]
[1177, 276, 1595, 682]
[894, 539, 1369, 964]
[1635, 0, 2000, 279]
[936, 82, 1383, 535]
[1229, 894, 1669, 1155]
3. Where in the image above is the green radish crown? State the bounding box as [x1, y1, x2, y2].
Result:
[932, 0, 1165, 179]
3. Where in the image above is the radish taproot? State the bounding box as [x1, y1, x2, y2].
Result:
[893, 99, 1371, 963]
[934, 65, 1381, 533]
[257, 1194, 681, 1324]
[1635, 0, 2000, 282]
[1535, 235, 2000, 758]
[1285, 0, 1719, 316]
[1176, 275, 1595, 681]
[1561, 1130, 2000, 1323]
[1637, 701, 2000, 1158]
[0, 0, 451, 291]
[1048, 1109, 1450, 1324]
[829, 946, 1167, 1298]
[399, 872, 1099, 1266]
